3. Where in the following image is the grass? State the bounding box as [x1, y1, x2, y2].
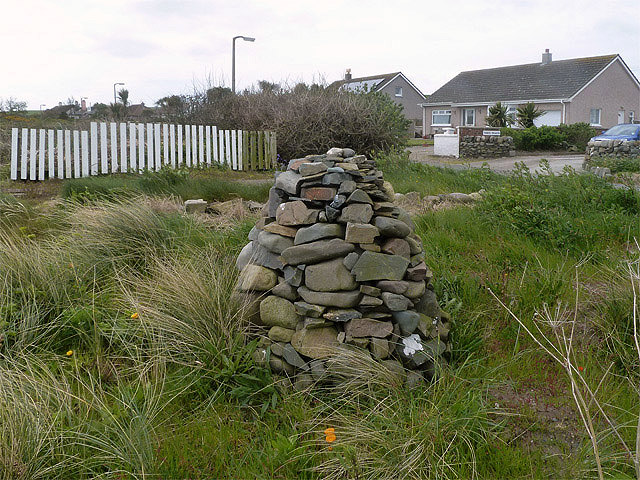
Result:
[1, 152, 640, 478]
[588, 156, 640, 174]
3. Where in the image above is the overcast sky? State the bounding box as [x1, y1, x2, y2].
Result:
[2, 0, 639, 109]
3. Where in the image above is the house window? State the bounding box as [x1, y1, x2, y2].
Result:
[590, 108, 601, 126]
[463, 108, 475, 126]
[506, 105, 517, 125]
[432, 110, 451, 126]
[394, 86, 403, 97]
[630, 111, 635, 123]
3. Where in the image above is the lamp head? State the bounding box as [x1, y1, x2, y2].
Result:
[242, 36, 255, 42]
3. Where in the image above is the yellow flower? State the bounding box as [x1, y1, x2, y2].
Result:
[66, 350, 73, 357]
[130, 312, 139, 319]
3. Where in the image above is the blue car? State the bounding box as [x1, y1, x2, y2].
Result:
[591, 123, 640, 141]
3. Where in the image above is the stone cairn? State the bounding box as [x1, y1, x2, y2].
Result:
[235, 147, 450, 389]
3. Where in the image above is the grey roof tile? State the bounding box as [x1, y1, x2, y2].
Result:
[425, 54, 619, 104]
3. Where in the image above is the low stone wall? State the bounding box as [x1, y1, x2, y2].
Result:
[585, 140, 640, 160]
[459, 135, 514, 158]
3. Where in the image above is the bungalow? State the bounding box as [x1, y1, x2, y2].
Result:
[421, 51, 640, 137]
[331, 70, 426, 135]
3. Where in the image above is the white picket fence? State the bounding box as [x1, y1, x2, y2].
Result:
[9, 122, 277, 180]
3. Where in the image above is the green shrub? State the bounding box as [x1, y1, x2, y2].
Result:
[501, 126, 567, 151]
[555, 122, 597, 150]
[589, 156, 640, 173]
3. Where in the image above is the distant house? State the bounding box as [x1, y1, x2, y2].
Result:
[126, 102, 156, 121]
[421, 51, 640, 137]
[44, 99, 89, 119]
[331, 70, 426, 135]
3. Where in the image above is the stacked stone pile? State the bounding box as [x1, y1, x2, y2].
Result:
[235, 147, 450, 389]
[459, 135, 515, 158]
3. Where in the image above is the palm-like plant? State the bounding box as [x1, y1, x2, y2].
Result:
[117, 88, 129, 107]
[486, 102, 510, 127]
[517, 102, 543, 128]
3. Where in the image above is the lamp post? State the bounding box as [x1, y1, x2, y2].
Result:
[113, 82, 125, 104]
[39, 104, 46, 111]
[232, 35, 255, 94]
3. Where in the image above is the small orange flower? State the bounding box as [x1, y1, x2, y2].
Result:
[578, 366, 584, 372]
[324, 427, 336, 446]
[130, 312, 139, 319]
[66, 350, 73, 357]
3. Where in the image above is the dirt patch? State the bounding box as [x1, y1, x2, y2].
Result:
[489, 380, 584, 463]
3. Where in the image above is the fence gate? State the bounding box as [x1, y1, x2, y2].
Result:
[10, 122, 277, 180]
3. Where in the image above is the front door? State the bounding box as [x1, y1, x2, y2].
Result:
[618, 110, 625, 124]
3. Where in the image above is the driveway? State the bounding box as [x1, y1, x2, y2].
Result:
[406, 146, 585, 174]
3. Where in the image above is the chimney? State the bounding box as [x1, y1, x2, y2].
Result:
[345, 68, 352, 81]
[542, 49, 552, 65]
[81, 99, 87, 111]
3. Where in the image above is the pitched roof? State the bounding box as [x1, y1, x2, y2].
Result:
[425, 54, 620, 104]
[330, 72, 401, 92]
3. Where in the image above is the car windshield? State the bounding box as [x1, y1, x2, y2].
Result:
[603, 125, 639, 136]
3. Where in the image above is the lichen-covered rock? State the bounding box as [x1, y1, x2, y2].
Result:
[238, 264, 277, 291]
[260, 296, 299, 329]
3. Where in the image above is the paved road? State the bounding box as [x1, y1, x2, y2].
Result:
[407, 146, 585, 174]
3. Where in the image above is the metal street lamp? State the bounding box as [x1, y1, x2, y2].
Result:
[113, 82, 125, 104]
[232, 35, 255, 94]
[39, 104, 46, 111]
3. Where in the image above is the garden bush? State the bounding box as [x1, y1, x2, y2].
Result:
[160, 83, 411, 159]
[588, 156, 640, 173]
[555, 122, 597, 150]
[501, 123, 597, 151]
[501, 126, 567, 151]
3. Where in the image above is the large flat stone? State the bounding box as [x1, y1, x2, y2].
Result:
[338, 204, 373, 224]
[281, 238, 355, 265]
[381, 292, 412, 311]
[346, 189, 373, 205]
[344, 318, 393, 338]
[305, 257, 357, 292]
[260, 295, 299, 329]
[381, 238, 410, 259]
[351, 251, 410, 282]
[276, 201, 320, 226]
[291, 326, 340, 359]
[301, 186, 337, 201]
[272, 281, 297, 301]
[238, 265, 277, 292]
[252, 243, 284, 270]
[275, 170, 302, 195]
[344, 222, 378, 244]
[299, 162, 328, 177]
[257, 230, 294, 254]
[298, 286, 361, 308]
[263, 222, 298, 238]
[294, 223, 343, 245]
[374, 216, 411, 238]
[322, 308, 362, 322]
